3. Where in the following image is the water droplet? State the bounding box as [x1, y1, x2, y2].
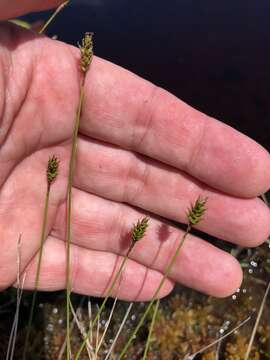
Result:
[250, 261, 257, 267]
[248, 269, 253, 274]
[236, 288, 240, 293]
[52, 307, 58, 314]
[232, 294, 237, 300]
[219, 328, 225, 334]
[242, 288, 247, 294]
[46, 323, 54, 332]
[131, 315, 136, 321]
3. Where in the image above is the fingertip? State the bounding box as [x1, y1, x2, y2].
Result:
[238, 198, 270, 248]
[244, 145, 270, 198]
[212, 255, 243, 298]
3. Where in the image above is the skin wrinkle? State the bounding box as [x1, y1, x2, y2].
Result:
[123, 152, 150, 204]
[185, 112, 207, 175]
[131, 83, 159, 151]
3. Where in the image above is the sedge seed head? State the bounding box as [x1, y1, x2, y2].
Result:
[78, 32, 94, 74]
[131, 217, 149, 243]
[187, 196, 207, 226]
[47, 155, 59, 185]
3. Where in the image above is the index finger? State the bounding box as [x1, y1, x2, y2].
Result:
[80, 56, 270, 198]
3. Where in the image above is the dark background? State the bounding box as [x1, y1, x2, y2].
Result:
[25, 0, 270, 151]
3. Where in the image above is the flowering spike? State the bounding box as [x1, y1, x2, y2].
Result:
[187, 197, 207, 226]
[78, 32, 94, 74]
[131, 217, 149, 243]
[47, 155, 59, 185]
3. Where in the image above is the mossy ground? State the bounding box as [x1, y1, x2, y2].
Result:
[1, 240, 269, 359]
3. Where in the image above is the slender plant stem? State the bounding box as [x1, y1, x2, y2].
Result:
[96, 297, 118, 355]
[66, 31, 94, 359]
[6, 235, 23, 360]
[22, 185, 51, 360]
[39, 1, 70, 34]
[66, 81, 85, 359]
[244, 280, 270, 360]
[142, 298, 160, 360]
[188, 316, 251, 359]
[104, 303, 134, 360]
[75, 244, 134, 359]
[117, 224, 192, 360]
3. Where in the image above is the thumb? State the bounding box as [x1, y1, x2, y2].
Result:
[0, 0, 63, 21]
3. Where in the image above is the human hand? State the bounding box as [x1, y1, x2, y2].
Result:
[0, 1, 269, 301]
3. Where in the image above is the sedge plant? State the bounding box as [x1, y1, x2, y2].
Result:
[22, 156, 59, 360]
[116, 196, 208, 360]
[65, 32, 94, 359]
[75, 217, 150, 359]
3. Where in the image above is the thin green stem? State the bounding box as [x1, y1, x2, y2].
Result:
[66, 81, 85, 360]
[66, 31, 94, 359]
[117, 224, 192, 360]
[142, 298, 160, 360]
[22, 185, 51, 360]
[75, 244, 134, 360]
[39, 1, 70, 34]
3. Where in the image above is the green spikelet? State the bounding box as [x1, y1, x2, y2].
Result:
[187, 197, 207, 226]
[47, 155, 59, 185]
[78, 32, 94, 74]
[131, 217, 149, 243]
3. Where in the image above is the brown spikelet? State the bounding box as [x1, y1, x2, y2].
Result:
[78, 32, 94, 74]
[131, 217, 149, 243]
[47, 155, 59, 185]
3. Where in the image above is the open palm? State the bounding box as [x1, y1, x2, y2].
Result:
[0, 21, 269, 301]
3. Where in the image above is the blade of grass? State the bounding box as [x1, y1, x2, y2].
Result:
[94, 305, 101, 360]
[185, 316, 251, 359]
[6, 235, 25, 360]
[69, 300, 93, 359]
[58, 297, 86, 360]
[104, 302, 134, 360]
[244, 281, 270, 360]
[6, 275, 26, 360]
[142, 298, 160, 360]
[96, 297, 118, 356]
[39, 1, 70, 34]
[88, 298, 93, 346]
